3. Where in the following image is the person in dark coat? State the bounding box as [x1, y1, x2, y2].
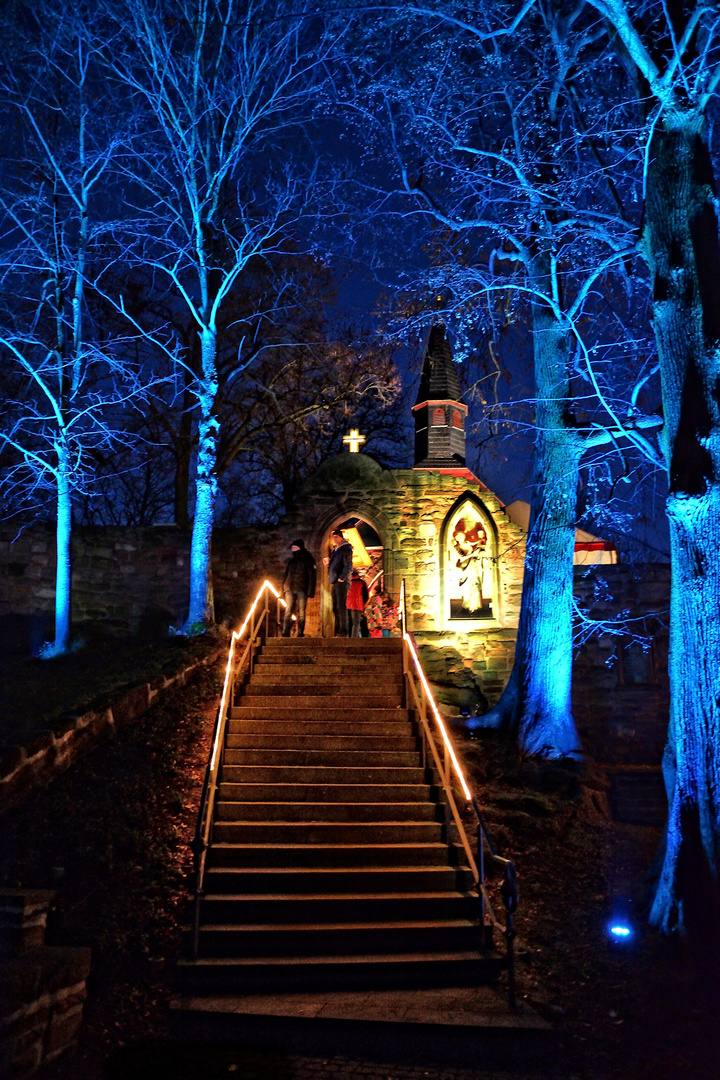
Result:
[323, 529, 353, 636]
[282, 539, 316, 637]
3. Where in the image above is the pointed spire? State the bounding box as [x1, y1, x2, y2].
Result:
[412, 324, 467, 468]
[415, 325, 462, 406]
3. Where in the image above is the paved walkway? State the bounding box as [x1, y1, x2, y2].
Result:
[174, 984, 547, 1030]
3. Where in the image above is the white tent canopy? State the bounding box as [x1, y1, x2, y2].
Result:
[504, 501, 617, 565]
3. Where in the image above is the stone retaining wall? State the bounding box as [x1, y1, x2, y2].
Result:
[0, 889, 91, 1078]
[606, 766, 667, 827]
[571, 565, 670, 768]
[0, 524, 281, 637]
[0, 647, 222, 816]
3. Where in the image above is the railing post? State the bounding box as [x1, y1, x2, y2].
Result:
[501, 861, 520, 1010]
[478, 823, 491, 952]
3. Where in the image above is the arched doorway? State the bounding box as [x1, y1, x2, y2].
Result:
[315, 517, 384, 637]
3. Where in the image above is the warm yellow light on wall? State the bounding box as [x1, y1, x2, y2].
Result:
[340, 526, 373, 568]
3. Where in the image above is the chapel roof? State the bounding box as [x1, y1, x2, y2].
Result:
[414, 324, 462, 405]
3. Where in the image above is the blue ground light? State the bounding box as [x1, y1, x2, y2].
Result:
[607, 896, 635, 944]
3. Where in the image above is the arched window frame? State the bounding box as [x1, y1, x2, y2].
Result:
[439, 493, 501, 629]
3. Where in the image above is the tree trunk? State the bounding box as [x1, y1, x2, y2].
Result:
[485, 268, 584, 758]
[645, 110, 720, 936]
[174, 384, 194, 528]
[54, 441, 72, 655]
[184, 328, 218, 630]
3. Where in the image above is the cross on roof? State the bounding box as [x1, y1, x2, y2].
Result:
[342, 429, 366, 453]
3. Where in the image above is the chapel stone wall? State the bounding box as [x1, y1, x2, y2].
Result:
[283, 455, 526, 705]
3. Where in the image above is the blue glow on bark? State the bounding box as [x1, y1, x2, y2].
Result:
[54, 447, 72, 655]
[184, 335, 219, 631]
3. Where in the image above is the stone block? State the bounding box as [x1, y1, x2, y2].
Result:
[22, 732, 54, 759]
[0, 749, 24, 780]
[486, 657, 508, 670]
[110, 684, 149, 728]
[0, 890, 56, 958]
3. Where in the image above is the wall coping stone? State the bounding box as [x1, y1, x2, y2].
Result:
[0, 646, 223, 816]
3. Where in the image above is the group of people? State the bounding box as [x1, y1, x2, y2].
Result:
[281, 530, 398, 638]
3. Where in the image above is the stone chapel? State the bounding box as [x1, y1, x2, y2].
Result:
[279, 325, 527, 707]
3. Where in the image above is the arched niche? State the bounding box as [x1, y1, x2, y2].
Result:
[439, 493, 500, 628]
[303, 501, 399, 637]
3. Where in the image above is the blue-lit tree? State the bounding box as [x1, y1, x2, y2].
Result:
[102, 0, 340, 631]
[0, 2, 147, 655]
[584, 0, 720, 937]
[78, 265, 403, 527]
[347, 0, 661, 757]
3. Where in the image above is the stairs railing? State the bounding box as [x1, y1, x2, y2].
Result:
[398, 579, 520, 1007]
[190, 579, 285, 959]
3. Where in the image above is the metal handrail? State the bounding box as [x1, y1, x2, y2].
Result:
[191, 579, 286, 959]
[398, 579, 519, 1006]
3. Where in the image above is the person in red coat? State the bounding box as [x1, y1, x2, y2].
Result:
[346, 570, 369, 638]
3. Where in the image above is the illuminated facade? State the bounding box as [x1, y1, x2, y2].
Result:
[281, 326, 527, 705]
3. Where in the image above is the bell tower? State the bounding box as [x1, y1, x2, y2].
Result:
[412, 325, 467, 468]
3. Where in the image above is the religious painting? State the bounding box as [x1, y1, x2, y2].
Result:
[446, 505, 493, 620]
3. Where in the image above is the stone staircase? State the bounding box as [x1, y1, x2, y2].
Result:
[181, 637, 498, 994]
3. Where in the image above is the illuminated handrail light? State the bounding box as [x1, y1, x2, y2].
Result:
[210, 580, 285, 774]
[398, 579, 472, 802]
[403, 630, 472, 802]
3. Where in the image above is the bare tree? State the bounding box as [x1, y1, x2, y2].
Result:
[582, 0, 720, 937]
[218, 327, 406, 521]
[0, 1, 147, 654]
[102, 0, 342, 631]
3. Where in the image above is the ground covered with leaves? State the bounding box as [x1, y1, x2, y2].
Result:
[0, 654, 718, 1079]
[0, 615, 222, 740]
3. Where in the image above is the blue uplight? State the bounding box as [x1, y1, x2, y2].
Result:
[609, 925, 632, 938]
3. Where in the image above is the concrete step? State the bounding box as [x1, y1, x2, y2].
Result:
[219, 765, 426, 785]
[223, 748, 419, 768]
[214, 802, 438, 823]
[204, 865, 474, 894]
[200, 893, 481, 925]
[207, 843, 455, 869]
[261, 639, 402, 652]
[230, 707, 411, 722]
[227, 719, 414, 736]
[193, 920, 481, 958]
[186, 634, 488, 1000]
[224, 734, 418, 752]
[238, 694, 403, 709]
[177, 951, 498, 994]
[256, 656, 401, 668]
[212, 821, 443, 845]
[252, 663, 400, 676]
[242, 683, 403, 697]
[217, 783, 432, 803]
